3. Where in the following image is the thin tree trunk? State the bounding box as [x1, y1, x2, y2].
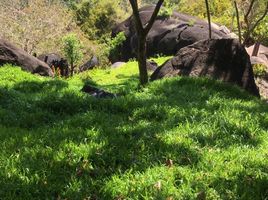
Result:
[137, 35, 148, 85]
[234, 0, 242, 44]
[205, 0, 212, 39]
[243, 1, 268, 46]
[129, 0, 164, 86]
[71, 60, 74, 76]
[252, 42, 260, 56]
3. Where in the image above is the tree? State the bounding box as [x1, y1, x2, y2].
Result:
[233, 0, 242, 43]
[241, 0, 268, 46]
[204, 0, 212, 39]
[76, 0, 128, 40]
[129, 0, 164, 85]
[62, 33, 83, 76]
[230, 0, 268, 46]
[0, 0, 75, 54]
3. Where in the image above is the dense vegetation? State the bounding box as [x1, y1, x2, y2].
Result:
[0, 60, 267, 199]
[0, 0, 267, 67]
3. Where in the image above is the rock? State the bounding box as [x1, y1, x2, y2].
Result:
[146, 60, 158, 71]
[246, 44, 268, 68]
[79, 56, 99, 72]
[255, 78, 268, 100]
[38, 53, 69, 77]
[0, 38, 53, 76]
[151, 39, 260, 97]
[111, 62, 126, 69]
[250, 56, 268, 67]
[81, 84, 116, 98]
[111, 5, 234, 62]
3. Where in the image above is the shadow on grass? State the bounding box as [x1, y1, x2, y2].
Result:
[0, 76, 267, 199]
[82, 74, 140, 94]
[211, 171, 268, 200]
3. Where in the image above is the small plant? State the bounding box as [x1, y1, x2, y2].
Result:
[99, 31, 126, 65]
[108, 32, 126, 59]
[253, 63, 267, 77]
[158, 1, 174, 18]
[62, 33, 83, 76]
[158, 8, 173, 18]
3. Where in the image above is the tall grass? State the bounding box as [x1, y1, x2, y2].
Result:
[0, 61, 267, 199]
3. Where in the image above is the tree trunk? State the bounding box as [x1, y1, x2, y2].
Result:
[234, 0, 242, 44]
[70, 62, 74, 76]
[137, 35, 148, 85]
[252, 42, 260, 56]
[129, 0, 164, 86]
[205, 0, 212, 39]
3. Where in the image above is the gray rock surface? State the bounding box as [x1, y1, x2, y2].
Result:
[0, 38, 53, 76]
[112, 5, 234, 62]
[151, 39, 259, 97]
[246, 44, 268, 68]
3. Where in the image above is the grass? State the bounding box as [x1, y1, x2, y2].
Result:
[0, 58, 267, 200]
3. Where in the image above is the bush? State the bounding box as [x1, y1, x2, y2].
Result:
[94, 32, 126, 67]
[76, 0, 127, 40]
[253, 64, 267, 77]
[107, 32, 127, 62]
[62, 33, 83, 76]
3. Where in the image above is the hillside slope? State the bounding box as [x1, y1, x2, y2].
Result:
[0, 62, 267, 199]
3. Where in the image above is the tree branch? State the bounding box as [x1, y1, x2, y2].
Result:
[144, 0, 164, 35]
[245, 0, 256, 21]
[234, 0, 242, 43]
[249, 2, 268, 34]
[129, 0, 144, 34]
[205, 0, 212, 39]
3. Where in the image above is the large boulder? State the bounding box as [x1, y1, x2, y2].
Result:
[151, 39, 260, 97]
[38, 53, 69, 77]
[112, 5, 234, 62]
[246, 44, 268, 68]
[0, 39, 53, 76]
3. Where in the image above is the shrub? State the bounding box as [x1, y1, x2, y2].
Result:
[94, 32, 126, 67]
[107, 32, 127, 62]
[62, 33, 83, 76]
[76, 0, 127, 40]
[253, 63, 267, 77]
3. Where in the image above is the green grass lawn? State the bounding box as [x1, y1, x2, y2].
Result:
[0, 58, 268, 200]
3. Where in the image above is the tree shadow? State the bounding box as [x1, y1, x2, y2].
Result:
[211, 169, 268, 200]
[0, 76, 267, 199]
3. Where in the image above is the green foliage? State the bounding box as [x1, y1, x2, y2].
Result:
[105, 32, 126, 64]
[62, 33, 83, 76]
[177, 0, 267, 44]
[252, 16, 268, 45]
[253, 63, 267, 77]
[178, 0, 233, 27]
[0, 61, 267, 199]
[158, 1, 174, 18]
[76, 0, 126, 40]
[95, 32, 126, 67]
